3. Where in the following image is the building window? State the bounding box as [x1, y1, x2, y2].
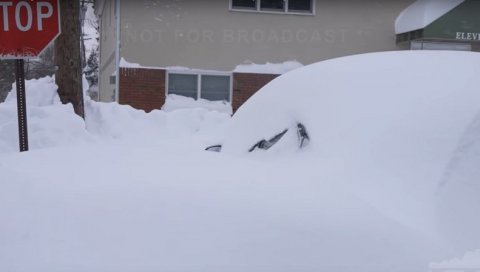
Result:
[288, 0, 312, 13]
[167, 72, 232, 102]
[201, 75, 231, 101]
[231, 0, 314, 14]
[231, 0, 257, 10]
[261, 0, 285, 11]
[410, 41, 472, 51]
[168, 74, 198, 99]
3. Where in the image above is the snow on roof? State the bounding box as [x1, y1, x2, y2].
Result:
[120, 58, 303, 75]
[119, 58, 174, 70]
[395, 0, 464, 34]
[233, 61, 304, 75]
[120, 58, 144, 68]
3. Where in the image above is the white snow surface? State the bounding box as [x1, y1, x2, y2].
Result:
[233, 60, 304, 74]
[120, 58, 172, 70]
[430, 249, 480, 269]
[221, 50, 480, 261]
[120, 57, 303, 75]
[0, 77, 91, 153]
[120, 58, 218, 73]
[162, 94, 233, 115]
[395, 0, 464, 34]
[0, 51, 479, 272]
[120, 57, 144, 68]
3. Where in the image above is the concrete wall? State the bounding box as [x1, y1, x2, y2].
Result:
[120, 0, 414, 71]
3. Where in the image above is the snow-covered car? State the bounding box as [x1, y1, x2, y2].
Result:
[2, 51, 480, 272]
[210, 50, 480, 253]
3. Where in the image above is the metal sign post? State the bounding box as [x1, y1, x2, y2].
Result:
[15, 59, 28, 152]
[1, 0, 61, 152]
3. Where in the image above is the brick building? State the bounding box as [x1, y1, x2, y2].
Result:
[95, 0, 480, 113]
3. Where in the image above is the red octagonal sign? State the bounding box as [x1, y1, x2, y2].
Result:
[0, 0, 60, 59]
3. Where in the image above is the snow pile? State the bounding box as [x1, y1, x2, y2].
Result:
[0, 78, 231, 153]
[1, 51, 480, 272]
[395, 0, 464, 34]
[162, 94, 232, 115]
[430, 250, 480, 270]
[120, 57, 143, 68]
[85, 99, 230, 148]
[5, 76, 60, 107]
[0, 150, 451, 272]
[234, 60, 303, 74]
[0, 77, 92, 153]
[222, 50, 480, 252]
[436, 110, 480, 251]
[223, 51, 480, 156]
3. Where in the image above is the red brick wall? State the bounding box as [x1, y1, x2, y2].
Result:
[119, 69, 278, 113]
[232, 73, 279, 112]
[119, 68, 166, 113]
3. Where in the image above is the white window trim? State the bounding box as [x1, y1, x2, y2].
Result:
[229, 0, 316, 16]
[166, 70, 233, 103]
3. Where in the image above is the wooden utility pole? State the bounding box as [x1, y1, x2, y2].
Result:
[55, 0, 85, 119]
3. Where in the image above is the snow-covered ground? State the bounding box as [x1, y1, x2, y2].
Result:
[0, 51, 479, 272]
[162, 94, 233, 115]
[430, 249, 480, 270]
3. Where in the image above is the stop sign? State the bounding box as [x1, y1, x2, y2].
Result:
[0, 0, 60, 59]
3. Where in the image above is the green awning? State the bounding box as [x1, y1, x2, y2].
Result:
[397, 0, 480, 44]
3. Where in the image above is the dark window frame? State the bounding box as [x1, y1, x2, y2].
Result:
[166, 71, 233, 103]
[230, 0, 315, 15]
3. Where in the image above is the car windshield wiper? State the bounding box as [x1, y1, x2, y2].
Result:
[249, 122, 310, 152]
[205, 122, 309, 153]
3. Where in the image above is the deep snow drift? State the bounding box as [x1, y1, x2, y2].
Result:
[162, 94, 233, 115]
[430, 249, 480, 270]
[0, 51, 479, 272]
[222, 50, 480, 251]
[0, 76, 231, 153]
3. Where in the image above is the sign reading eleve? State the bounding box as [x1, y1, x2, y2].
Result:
[456, 32, 480, 41]
[0, 0, 60, 58]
